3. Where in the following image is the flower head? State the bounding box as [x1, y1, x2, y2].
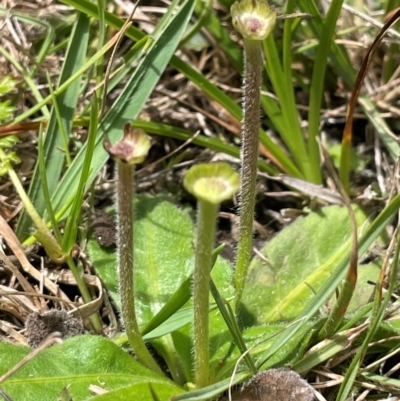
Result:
[231, 0, 276, 41]
[103, 124, 151, 165]
[184, 162, 240, 205]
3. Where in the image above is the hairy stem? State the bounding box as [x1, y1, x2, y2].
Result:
[235, 39, 262, 309]
[193, 200, 218, 388]
[116, 160, 162, 374]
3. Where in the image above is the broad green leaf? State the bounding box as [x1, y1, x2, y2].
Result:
[240, 205, 374, 325]
[140, 247, 224, 341]
[170, 304, 235, 383]
[322, 260, 381, 320]
[259, 193, 400, 370]
[209, 279, 257, 374]
[88, 195, 234, 320]
[340, 260, 380, 313]
[88, 381, 185, 400]
[0, 335, 177, 401]
[87, 194, 235, 383]
[90, 196, 181, 312]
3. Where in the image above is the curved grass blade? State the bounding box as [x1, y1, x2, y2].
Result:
[131, 120, 273, 173]
[38, 127, 62, 244]
[339, 8, 400, 192]
[336, 228, 400, 400]
[0, 7, 55, 71]
[61, 95, 98, 254]
[16, 12, 90, 239]
[317, 146, 359, 340]
[50, 0, 195, 219]
[59, 0, 299, 176]
[210, 279, 257, 374]
[307, 0, 345, 184]
[297, 0, 355, 88]
[358, 96, 400, 161]
[169, 371, 250, 401]
[262, 29, 307, 177]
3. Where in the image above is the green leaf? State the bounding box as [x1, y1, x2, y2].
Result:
[170, 303, 234, 383]
[213, 321, 316, 380]
[88, 195, 192, 314]
[243, 322, 315, 369]
[0, 335, 178, 401]
[16, 12, 90, 239]
[88, 195, 233, 320]
[306, 0, 345, 183]
[0, 135, 19, 149]
[62, 95, 98, 254]
[88, 381, 185, 400]
[49, 0, 195, 222]
[0, 75, 17, 94]
[340, 260, 380, 313]
[0, 99, 14, 121]
[292, 329, 354, 373]
[143, 306, 210, 342]
[87, 194, 235, 383]
[240, 205, 374, 325]
[260, 193, 400, 369]
[170, 372, 251, 401]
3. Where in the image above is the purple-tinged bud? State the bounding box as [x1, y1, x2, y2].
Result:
[103, 124, 151, 165]
[231, 0, 276, 41]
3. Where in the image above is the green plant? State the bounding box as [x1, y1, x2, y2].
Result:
[103, 124, 161, 373]
[184, 162, 239, 387]
[0, 78, 64, 263]
[2, 1, 400, 400]
[231, 0, 276, 309]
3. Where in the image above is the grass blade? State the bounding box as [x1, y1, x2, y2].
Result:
[16, 12, 90, 239]
[50, 0, 196, 219]
[307, 0, 345, 184]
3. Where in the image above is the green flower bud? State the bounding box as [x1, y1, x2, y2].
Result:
[103, 124, 151, 165]
[231, 0, 276, 41]
[184, 162, 240, 205]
